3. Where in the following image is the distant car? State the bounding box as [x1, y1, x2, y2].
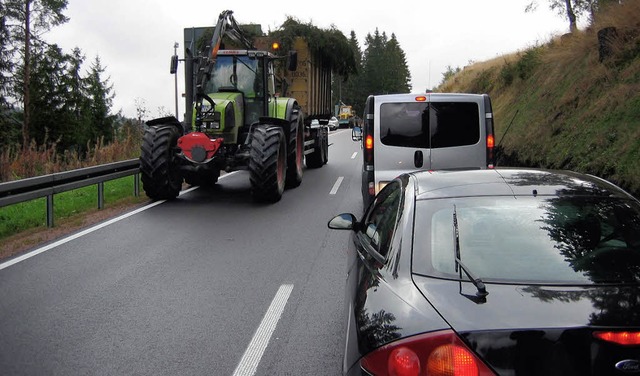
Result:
[328, 116, 339, 131]
[329, 168, 640, 376]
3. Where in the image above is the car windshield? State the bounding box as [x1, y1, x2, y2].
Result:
[413, 196, 640, 284]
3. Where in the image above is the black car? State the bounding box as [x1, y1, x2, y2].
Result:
[329, 168, 640, 376]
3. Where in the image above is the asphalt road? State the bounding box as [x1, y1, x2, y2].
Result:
[0, 129, 364, 376]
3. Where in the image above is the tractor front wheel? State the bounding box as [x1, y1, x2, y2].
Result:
[140, 125, 183, 200]
[249, 126, 287, 203]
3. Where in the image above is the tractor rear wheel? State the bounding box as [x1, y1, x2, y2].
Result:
[306, 128, 326, 169]
[286, 107, 304, 188]
[140, 125, 182, 200]
[249, 126, 287, 203]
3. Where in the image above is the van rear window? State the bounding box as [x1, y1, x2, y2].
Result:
[379, 102, 480, 148]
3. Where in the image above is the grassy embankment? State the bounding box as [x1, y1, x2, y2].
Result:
[438, 2, 640, 196]
[0, 127, 149, 258]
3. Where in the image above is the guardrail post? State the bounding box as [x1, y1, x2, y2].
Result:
[134, 173, 140, 197]
[98, 182, 104, 209]
[46, 194, 54, 227]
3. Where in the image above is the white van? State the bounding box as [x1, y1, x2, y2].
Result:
[353, 93, 495, 207]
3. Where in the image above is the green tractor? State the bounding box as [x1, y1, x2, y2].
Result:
[139, 10, 328, 203]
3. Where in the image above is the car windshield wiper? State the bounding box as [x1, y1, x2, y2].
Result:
[453, 205, 489, 299]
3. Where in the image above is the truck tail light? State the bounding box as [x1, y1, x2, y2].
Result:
[361, 330, 495, 376]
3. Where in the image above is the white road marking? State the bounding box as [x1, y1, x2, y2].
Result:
[232, 284, 294, 376]
[330, 176, 344, 195]
[351, 152, 358, 159]
[0, 181, 214, 271]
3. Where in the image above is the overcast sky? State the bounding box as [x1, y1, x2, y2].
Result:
[46, 0, 571, 120]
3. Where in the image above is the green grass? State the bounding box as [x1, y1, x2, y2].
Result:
[0, 175, 144, 239]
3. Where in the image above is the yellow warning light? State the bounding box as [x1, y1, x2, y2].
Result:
[271, 42, 280, 50]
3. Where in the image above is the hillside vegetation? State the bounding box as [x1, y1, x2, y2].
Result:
[438, 2, 640, 196]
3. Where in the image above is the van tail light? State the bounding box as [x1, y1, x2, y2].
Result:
[486, 133, 495, 169]
[361, 330, 496, 376]
[485, 111, 495, 169]
[365, 135, 374, 150]
[594, 331, 640, 345]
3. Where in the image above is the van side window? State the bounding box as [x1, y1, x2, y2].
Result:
[379, 102, 480, 148]
[360, 181, 403, 258]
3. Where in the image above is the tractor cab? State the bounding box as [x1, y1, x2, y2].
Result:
[199, 50, 277, 144]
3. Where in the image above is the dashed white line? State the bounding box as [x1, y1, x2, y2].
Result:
[330, 176, 344, 195]
[351, 152, 358, 159]
[232, 284, 294, 376]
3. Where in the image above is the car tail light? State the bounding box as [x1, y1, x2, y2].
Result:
[361, 330, 495, 376]
[594, 331, 640, 345]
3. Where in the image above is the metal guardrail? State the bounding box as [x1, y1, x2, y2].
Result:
[0, 159, 141, 227]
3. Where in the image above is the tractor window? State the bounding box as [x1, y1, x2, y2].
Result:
[207, 55, 259, 96]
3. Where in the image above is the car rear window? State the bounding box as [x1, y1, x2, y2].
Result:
[412, 196, 640, 284]
[379, 102, 480, 149]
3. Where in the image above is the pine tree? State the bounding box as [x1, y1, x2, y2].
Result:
[361, 29, 412, 96]
[384, 34, 412, 93]
[85, 56, 115, 144]
[0, 5, 20, 148]
[26, 42, 73, 147]
[3, 0, 69, 148]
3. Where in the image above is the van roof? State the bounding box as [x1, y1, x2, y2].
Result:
[372, 93, 487, 101]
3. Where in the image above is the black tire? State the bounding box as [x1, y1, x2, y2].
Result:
[285, 107, 304, 188]
[322, 127, 329, 165]
[306, 128, 325, 169]
[140, 126, 183, 200]
[249, 126, 287, 203]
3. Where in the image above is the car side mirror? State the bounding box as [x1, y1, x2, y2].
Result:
[351, 126, 362, 142]
[328, 213, 358, 231]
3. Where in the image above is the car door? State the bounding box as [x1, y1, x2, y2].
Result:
[343, 180, 404, 373]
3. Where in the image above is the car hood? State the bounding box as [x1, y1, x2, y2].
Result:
[413, 276, 640, 375]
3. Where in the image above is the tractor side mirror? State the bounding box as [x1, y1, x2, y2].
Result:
[288, 51, 298, 71]
[170, 55, 179, 74]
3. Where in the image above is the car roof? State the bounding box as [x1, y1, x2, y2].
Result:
[410, 168, 635, 200]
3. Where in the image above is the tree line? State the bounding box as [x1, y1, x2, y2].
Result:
[0, 2, 413, 156]
[334, 28, 412, 119]
[0, 0, 116, 154]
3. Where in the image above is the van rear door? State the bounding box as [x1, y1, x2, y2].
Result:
[427, 94, 485, 170]
[374, 95, 432, 190]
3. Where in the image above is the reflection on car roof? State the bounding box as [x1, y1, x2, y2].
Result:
[412, 168, 632, 200]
